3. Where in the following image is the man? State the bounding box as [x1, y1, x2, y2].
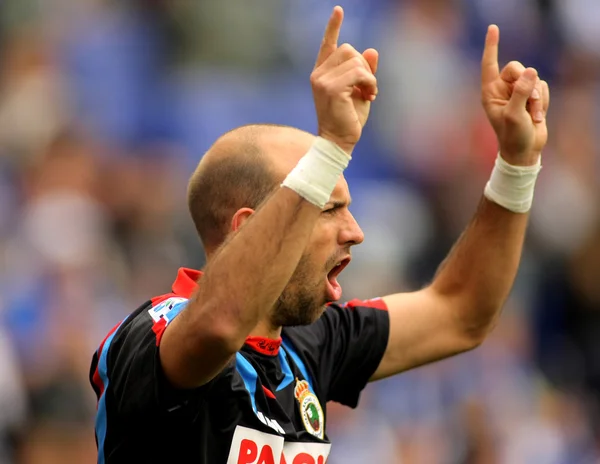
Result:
[90, 6, 550, 464]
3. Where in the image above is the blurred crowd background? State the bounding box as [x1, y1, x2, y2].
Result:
[0, 0, 599, 462]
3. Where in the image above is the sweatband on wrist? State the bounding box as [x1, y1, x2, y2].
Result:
[484, 153, 542, 213]
[281, 136, 351, 208]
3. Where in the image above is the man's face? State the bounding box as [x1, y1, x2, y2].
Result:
[271, 178, 364, 327]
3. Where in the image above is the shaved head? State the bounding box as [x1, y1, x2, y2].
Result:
[187, 124, 314, 252]
[188, 123, 363, 328]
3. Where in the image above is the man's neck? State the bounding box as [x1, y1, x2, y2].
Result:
[250, 319, 282, 340]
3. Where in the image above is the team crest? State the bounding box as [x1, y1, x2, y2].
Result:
[294, 379, 324, 439]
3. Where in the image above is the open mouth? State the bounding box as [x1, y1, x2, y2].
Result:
[326, 257, 351, 301]
[328, 257, 351, 280]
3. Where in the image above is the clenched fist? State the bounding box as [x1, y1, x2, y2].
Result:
[311, 6, 379, 155]
[481, 25, 550, 166]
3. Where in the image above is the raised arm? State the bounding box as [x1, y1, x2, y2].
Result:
[372, 25, 550, 380]
[160, 7, 379, 389]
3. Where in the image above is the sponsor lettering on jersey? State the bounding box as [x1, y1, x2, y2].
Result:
[294, 379, 324, 439]
[227, 426, 331, 464]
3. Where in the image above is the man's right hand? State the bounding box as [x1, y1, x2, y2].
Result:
[310, 6, 379, 155]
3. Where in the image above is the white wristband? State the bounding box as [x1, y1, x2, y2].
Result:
[281, 137, 350, 208]
[484, 153, 542, 213]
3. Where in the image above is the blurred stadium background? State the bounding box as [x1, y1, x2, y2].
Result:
[0, 0, 599, 462]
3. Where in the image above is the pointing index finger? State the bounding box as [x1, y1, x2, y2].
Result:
[315, 6, 344, 69]
[481, 24, 500, 85]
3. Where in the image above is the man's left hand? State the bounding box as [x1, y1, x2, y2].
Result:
[481, 25, 550, 166]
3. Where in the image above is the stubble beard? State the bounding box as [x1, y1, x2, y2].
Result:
[270, 254, 328, 328]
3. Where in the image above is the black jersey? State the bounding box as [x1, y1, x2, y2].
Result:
[90, 268, 389, 464]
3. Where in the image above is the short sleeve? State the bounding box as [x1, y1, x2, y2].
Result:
[283, 298, 390, 408]
[90, 297, 218, 420]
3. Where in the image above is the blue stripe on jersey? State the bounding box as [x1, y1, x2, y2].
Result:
[281, 337, 314, 393]
[96, 316, 129, 464]
[276, 348, 295, 392]
[235, 352, 259, 415]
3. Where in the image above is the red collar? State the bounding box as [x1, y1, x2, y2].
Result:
[172, 267, 202, 298]
[171, 268, 282, 355]
[244, 336, 282, 356]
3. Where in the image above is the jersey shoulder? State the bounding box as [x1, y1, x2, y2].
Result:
[283, 297, 388, 339]
[341, 297, 388, 311]
[90, 294, 190, 399]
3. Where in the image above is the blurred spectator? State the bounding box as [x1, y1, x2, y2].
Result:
[0, 32, 69, 163]
[0, 326, 26, 464]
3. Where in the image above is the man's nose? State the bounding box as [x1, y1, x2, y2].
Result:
[339, 211, 364, 246]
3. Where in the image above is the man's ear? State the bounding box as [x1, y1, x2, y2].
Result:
[231, 207, 255, 233]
